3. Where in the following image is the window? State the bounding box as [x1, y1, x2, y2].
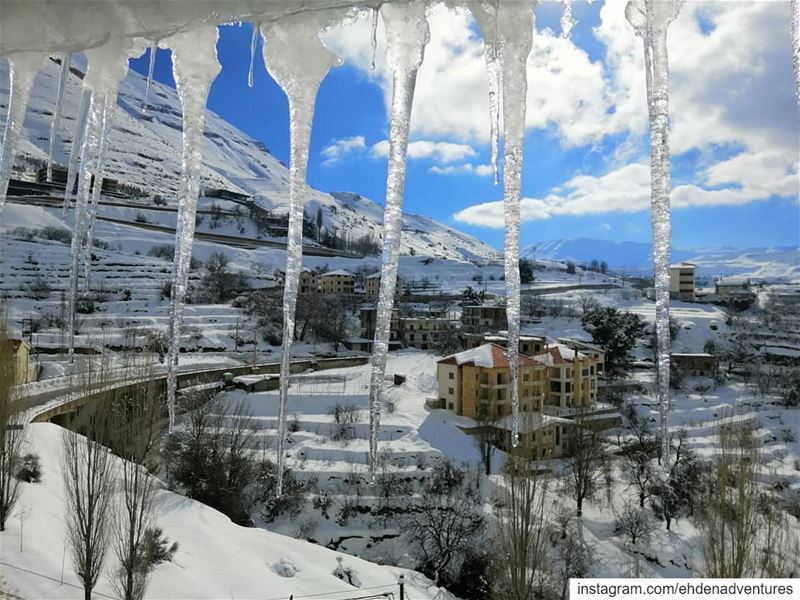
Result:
[497, 373, 506, 385]
[448, 372, 454, 380]
[448, 387, 454, 395]
[448, 402, 454, 410]
[556, 426, 561, 446]
[523, 372, 530, 382]
[497, 388, 505, 401]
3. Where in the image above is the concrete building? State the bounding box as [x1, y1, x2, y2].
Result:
[669, 263, 696, 300]
[364, 272, 403, 297]
[319, 269, 355, 294]
[358, 306, 401, 346]
[556, 337, 605, 375]
[4, 338, 37, 385]
[400, 317, 454, 351]
[493, 413, 575, 460]
[533, 343, 599, 410]
[462, 331, 548, 355]
[274, 267, 318, 294]
[671, 353, 718, 377]
[461, 304, 507, 331]
[436, 344, 548, 418]
[715, 276, 751, 297]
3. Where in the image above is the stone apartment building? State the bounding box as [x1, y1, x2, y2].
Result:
[319, 269, 355, 294]
[364, 272, 403, 297]
[462, 331, 547, 355]
[556, 337, 605, 375]
[669, 263, 696, 300]
[400, 317, 454, 350]
[461, 304, 507, 331]
[436, 344, 548, 418]
[274, 267, 318, 294]
[714, 276, 751, 297]
[671, 353, 718, 377]
[492, 413, 575, 460]
[533, 343, 598, 410]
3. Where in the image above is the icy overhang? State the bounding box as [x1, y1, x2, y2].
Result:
[0, 0, 380, 56]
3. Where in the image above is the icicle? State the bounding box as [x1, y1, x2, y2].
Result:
[165, 26, 221, 429]
[368, 0, 430, 478]
[142, 39, 158, 112]
[469, 0, 501, 185]
[370, 6, 379, 70]
[63, 88, 91, 217]
[560, 0, 576, 38]
[626, 0, 682, 469]
[66, 38, 143, 362]
[47, 53, 71, 182]
[792, 0, 800, 105]
[494, 1, 537, 448]
[248, 25, 258, 87]
[0, 52, 46, 219]
[260, 13, 341, 497]
[82, 92, 114, 291]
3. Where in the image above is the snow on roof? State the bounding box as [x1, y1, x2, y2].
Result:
[671, 353, 714, 358]
[322, 269, 354, 277]
[493, 413, 573, 433]
[716, 276, 750, 286]
[485, 331, 547, 342]
[438, 343, 542, 368]
[670, 263, 696, 269]
[556, 337, 604, 352]
[533, 343, 587, 366]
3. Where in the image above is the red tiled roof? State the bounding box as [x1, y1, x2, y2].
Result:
[438, 343, 543, 368]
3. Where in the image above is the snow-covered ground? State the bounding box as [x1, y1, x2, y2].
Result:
[0, 423, 456, 600]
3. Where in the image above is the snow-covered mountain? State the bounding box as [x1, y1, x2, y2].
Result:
[527, 237, 799, 280]
[1, 56, 500, 264]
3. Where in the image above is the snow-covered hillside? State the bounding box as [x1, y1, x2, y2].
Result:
[529, 238, 799, 280]
[0, 56, 500, 264]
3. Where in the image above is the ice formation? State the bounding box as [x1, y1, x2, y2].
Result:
[626, 0, 683, 467]
[370, 6, 379, 71]
[47, 53, 71, 182]
[560, 0, 576, 38]
[793, 0, 800, 105]
[497, 1, 536, 447]
[63, 88, 90, 216]
[0, 52, 47, 218]
[165, 26, 221, 429]
[469, 1, 501, 186]
[248, 26, 258, 88]
[367, 0, 430, 477]
[142, 39, 158, 112]
[66, 38, 142, 361]
[260, 13, 341, 495]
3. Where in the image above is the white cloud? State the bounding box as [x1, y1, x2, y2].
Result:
[454, 154, 798, 228]
[428, 163, 493, 176]
[371, 140, 475, 162]
[320, 135, 366, 165]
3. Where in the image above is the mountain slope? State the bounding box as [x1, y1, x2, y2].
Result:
[1, 56, 499, 263]
[528, 237, 799, 279]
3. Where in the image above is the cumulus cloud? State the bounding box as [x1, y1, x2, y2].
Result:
[454, 154, 798, 228]
[320, 135, 366, 165]
[429, 163, 493, 176]
[370, 140, 476, 162]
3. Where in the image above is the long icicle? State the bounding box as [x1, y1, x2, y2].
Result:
[66, 39, 141, 362]
[626, 0, 682, 468]
[560, 0, 576, 38]
[63, 87, 91, 217]
[370, 6, 379, 70]
[496, 0, 536, 448]
[469, 0, 502, 185]
[0, 53, 46, 219]
[261, 14, 341, 497]
[47, 53, 72, 182]
[142, 39, 158, 112]
[248, 25, 258, 87]
[368, 0, 430, 478]
[82, 92, 114, 291]
[165, 26, 221, 429]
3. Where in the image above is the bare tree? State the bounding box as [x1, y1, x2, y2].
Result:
[555, 527, 593, 600]
[473, 410, 498, 476]
[700, 424, 762, 577]
[565, 427, 608, 517]
[0, 310, 24, 531]
[492, 457, 551, 600]
[614, 500, 655, 546]
[622, 450, 655, 508]
[62, 410, 115, 600]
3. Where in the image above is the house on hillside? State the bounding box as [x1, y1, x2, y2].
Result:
[671, 353, 717, 377]
[462, 331, 548, 355]
[492, 413, 575, 460]
[533, 343, 599, 410]
[357, 306, 401, 348]
[319, 270, 355, 294]
[461, 304, 507, 331]
[556, 337, 606, 375]
[399, 317, 454, 350]
[669, 263, 696, 300]
[715, 276, 751, 297]
[436, 344, 548, 418]
[4, 338, 37, 385]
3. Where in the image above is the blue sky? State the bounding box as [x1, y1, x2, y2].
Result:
[131, 1, 798, 252]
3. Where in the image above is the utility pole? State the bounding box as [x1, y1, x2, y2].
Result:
[399, 574, 405, 600]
